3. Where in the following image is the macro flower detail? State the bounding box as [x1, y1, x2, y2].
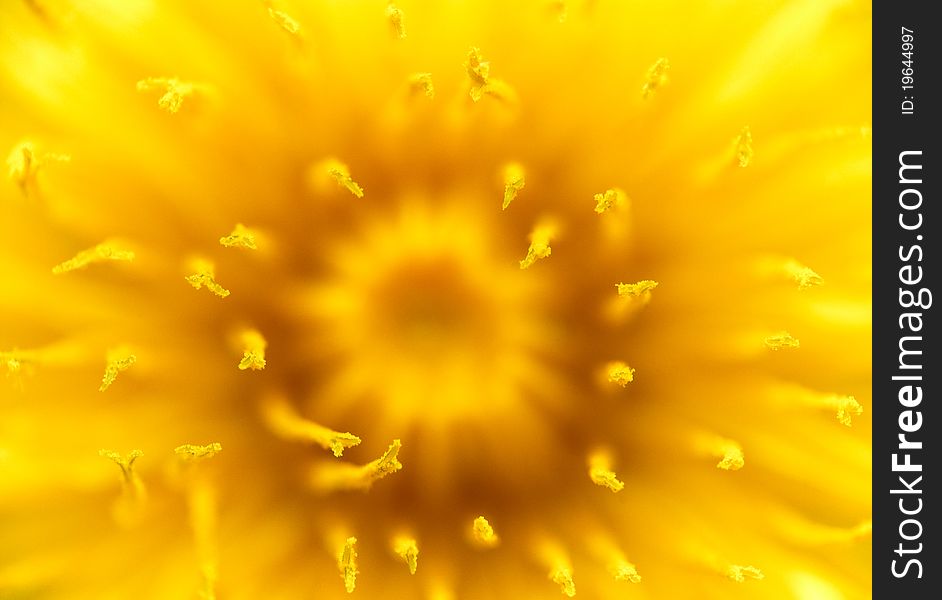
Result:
[136, 77, 201, 114]
[338, 536, 359, 593]
[735, 126, 755, 167]
[315, 158, 365, 198]
[386, 2, 406, 40]
[6, 141, 69, 197]
[99, 348, 136, 391]
[219, 223, 259, 250]
[52, 242, 135, 274]
[588, 450, 625, 492]
[502, 162, 525, 210]
[1, 1, 870, 598]
[605, 360, 635, 387]
[471, 516, 499, 548]
[593, 188, 627, 215]
[641, 57, 670, 99]
[392, 536, 419, 574]
[185, 258, 230, 297]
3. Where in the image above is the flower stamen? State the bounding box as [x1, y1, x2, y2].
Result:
[605, 361, 635, 387]
[219, 223, 258, 250]
[261, 395, 361, 457]
[471, 516, 499, 548]
[611, 560, 642, 583]
[175, 443, 223, 463]
[716, 441, 745, 471]
[136, 77, 199, 113]
[309, 439, 402, 491]
[764, 331, 800, 350]
[100, 449, 146, 524]
[264, 1, 301, 37]
[185, 259, 230, 298]
[7, 141, 69, 197]
[616, 280, 658, 299]
[386, 2, 406, 39]
[236, 329, 267, 371]
[588, 451, 625, 492]
[408, 73, 435, 98]
[99, 348, 136, 391]
[726, 564, 764, 583]
[318, 158, 364, 198]
[338, 536, 358, 593]
[593, 188, 626, 214]
[465, 47, 516, 103]
[393, 536, 419, 574]
[550, 566, 576, 597]
[502, 163, 526, 210]
[734, 126, 754, 167]
[520, 221, 556, 269]
[52, 242, 134, 274]
[641, 57, 670, 99]
[783, 259, 823, 289]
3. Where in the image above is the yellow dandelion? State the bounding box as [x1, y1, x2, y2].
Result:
[0, 1, 870, 599]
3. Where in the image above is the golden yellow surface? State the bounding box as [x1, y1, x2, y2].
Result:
[1, 0, 871, 598]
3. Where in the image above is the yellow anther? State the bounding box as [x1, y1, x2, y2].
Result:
[7, 141, 69, 196]
[318, 158, 364, 198]
[726, 564, 764, 583]
[219, 223, 258, 250]
[616, 280, 658, 298]
[367, 439, 401, 476]
[776, 385, 865, 426]
[2, 350, 30, 378]
[99, 349, 136, 392]
[550, 567, 576, 597]
[52, 242, 135, 274]
[465, 47, 490, 101]
[100, 449, 143, 484]
[471, 516, 499, 548]
[261, 395, 361, 457]
[834, 395, 863, 427]
[339, 536, 358, 593]
[309, 439, 402, 491]
[783, 260, 823, 289]
[7, 142, 35, 191]
[520, 221, 556, 269]
[4, 355, 21, 375]
[593, 188, 626, 214]
[641, 57, 670, 99]
[606, 361, 635, 387]
[694, 433, 746, 471]
[393, 537, 419, 575]
[716, 441, 745, 471]
[174, 443, 223, 463]
[734, 126, 754, 167]
[268, 7, 300, 36]
[136, 77, 198, 113]
[464, 47, 516, 103]
[185, 259, 230, 298]
[237, 329, 267, 371]
[588, 452, 624, 492]
[100, 448, 146, 525]
[408, 73, 435, 98]
[502, 163, 525, 210]
[611, 560, 641, 583]
[764, 331, 799, 350]
[386, 2, 406, 39]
